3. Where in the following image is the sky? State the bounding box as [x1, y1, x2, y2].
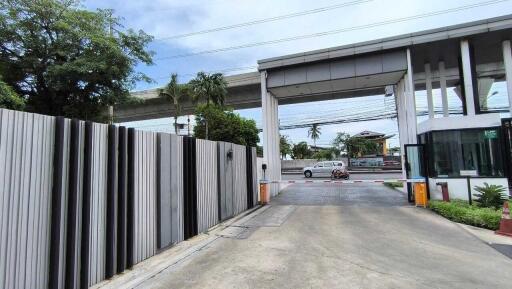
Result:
[83, 0, 512, 148]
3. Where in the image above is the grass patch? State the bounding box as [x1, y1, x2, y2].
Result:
[428, 199, 506, 230]
[384, 182, 403, 189]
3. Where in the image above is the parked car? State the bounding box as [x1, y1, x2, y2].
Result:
[303, 161, 349, 179]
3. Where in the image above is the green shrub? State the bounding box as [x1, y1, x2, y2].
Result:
[473, 183, 508, 209]
[384, 182, 403, 188]
[428, 200, 502, 230]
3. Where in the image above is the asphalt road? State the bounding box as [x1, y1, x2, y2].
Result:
[99, 182, 512, 289]
[282, 172, 403, 181]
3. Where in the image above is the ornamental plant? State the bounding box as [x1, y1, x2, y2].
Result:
[473, 183, 508, 210]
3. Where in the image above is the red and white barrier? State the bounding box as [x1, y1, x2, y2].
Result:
[262, 179, 425, 184]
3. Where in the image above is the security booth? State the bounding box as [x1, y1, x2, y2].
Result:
[417, 114, 509, 201]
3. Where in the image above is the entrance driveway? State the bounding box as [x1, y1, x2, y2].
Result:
[100, 183, 512, 289]
[272, 182, 408, 206]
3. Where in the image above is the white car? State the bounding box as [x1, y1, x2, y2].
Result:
[303, 161, 349, 179]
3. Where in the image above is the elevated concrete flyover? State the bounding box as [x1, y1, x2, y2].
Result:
[114, 72, 262, 122]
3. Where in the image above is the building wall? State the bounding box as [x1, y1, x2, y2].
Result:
[428, 178, 509, 200]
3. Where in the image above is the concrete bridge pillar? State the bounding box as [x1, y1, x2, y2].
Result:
[261, 71, 281, 196]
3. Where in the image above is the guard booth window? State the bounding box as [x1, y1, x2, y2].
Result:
[419, 128, 504, 178]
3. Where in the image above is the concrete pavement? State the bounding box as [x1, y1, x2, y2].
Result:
[96, 183, 512, 289]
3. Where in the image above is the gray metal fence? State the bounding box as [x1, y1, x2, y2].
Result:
[196, 139, 219, 233]
[0, 108, 258, 289]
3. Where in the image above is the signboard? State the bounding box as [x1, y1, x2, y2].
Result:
[484, 130, 497, 139]
[460, 170, 478, 177]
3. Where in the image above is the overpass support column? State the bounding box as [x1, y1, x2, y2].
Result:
[460, 39, 477, 116]
[439, 61, 449, 117]
[405, 48, 418, 144]
[425, 63, 434, 119]
[503, 40, 512, 116]
[261, 71, 281, 196]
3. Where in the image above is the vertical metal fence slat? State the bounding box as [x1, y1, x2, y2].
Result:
[117, 127, 127, 273]
[106, 125, 117, 279]
[65, 119, 81, 289]
[126, 128, 135, 269]
[80, 121, 92, 289]
[49, 116, 65, 289]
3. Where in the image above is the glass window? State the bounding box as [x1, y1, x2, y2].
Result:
[431, 131, 462, 177]
[315, 163, 323, 168]
[428, 128, 503, 177]
[324, 162, 333, 167]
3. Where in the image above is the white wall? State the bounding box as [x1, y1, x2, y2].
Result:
[417, 113, 502, 135]
[428, 178, 509, 200]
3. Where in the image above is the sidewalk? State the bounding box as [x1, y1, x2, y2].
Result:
[457, 223, 512, 259]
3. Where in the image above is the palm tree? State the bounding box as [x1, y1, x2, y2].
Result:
[189, 72, 228, 139]
[308, 123, 321, 150]
[158, 74, 190, 134]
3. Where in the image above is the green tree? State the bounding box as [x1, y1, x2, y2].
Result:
[313, 149, 333, 161]
[256, 146, 263, 157]
[291, 141, 312, 160]
[280, 135, 292, 159]
[189, 72, 227, 139]
[313, 147, 340, 160]
[193, 104, 259, 147]
[158, 74, 191, 134]
[0, 0, 153, 120]
[308, 123, 321, 148]
[332, 132, 378, 165]
[388, 146, 401, 155]
[0, 78, 25, 110]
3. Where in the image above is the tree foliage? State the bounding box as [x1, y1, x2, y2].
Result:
[158, 74, 190, 134]
[313, 147, 340, 161]
[189, 72, 227, 139]
[193, 104, 259, 147]
[308, 124, 321, 148]
[280, 135, 292, 159]
[0, 0, 153, 120]
[0, 78, 25, 110]
[291, 141, 312, 160]
[332, 132, 378, 158]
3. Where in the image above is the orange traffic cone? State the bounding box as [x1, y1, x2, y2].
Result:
[496, 202, 512, 237]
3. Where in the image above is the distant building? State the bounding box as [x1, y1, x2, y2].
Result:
[352, 131, 395, 156]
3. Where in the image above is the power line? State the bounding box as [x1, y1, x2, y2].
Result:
[155, 0, 373, 40]
[155, 0, 510, 60]
[151, 65, 257, 80]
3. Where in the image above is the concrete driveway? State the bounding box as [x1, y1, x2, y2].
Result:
[98, 183, 512, 289]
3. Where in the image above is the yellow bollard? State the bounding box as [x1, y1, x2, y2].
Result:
[414, 183, 428, 208]
[259, 182, 268, 205]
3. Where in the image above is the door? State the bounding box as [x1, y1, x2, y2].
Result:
[312, 162, 324, 175]
[502, 119, 512, 186]
[322, 162, 334, 175]
[404, 144, 427, 203]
